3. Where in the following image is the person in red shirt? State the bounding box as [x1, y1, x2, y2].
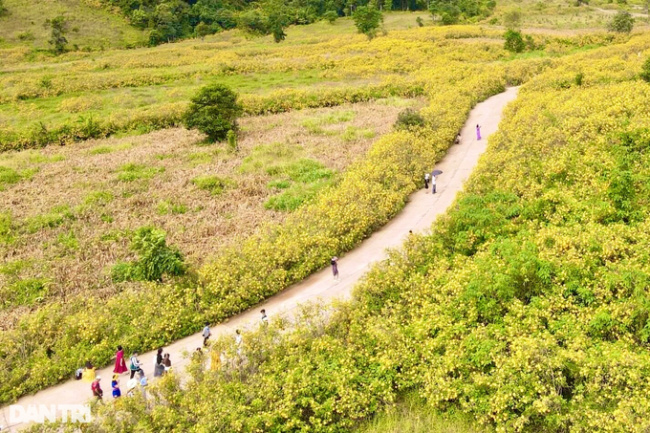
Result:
[91, 376, 103, 402]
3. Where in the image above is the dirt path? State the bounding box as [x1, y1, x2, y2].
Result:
[593, 6, 648, 19]
[0, 87, 519, 432]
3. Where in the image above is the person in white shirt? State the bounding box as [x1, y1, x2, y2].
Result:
[260, 309, 269, 326]
[431, 174, 437, 194]
[235, 329, 243, 356]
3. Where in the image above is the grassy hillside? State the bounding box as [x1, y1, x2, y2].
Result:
[0, 13, 432, 151]
[49, 26, 650, 433]
[0, 0, 146, 51]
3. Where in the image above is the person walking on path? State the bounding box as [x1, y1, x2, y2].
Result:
[91, 376, 103, 402]
[431, 174, 437, 194]
[476, 124, 481, 141]
[235, 329, 243, 356]
[331, 257, 339, 281]
[113, 345, 128, 374]
[424, 172, 430, 190]
[126, 377, 138, 397]
[260, 309, 269, 326]
[153, 348, 165, 377]
[111, 374, 121, 399]
[129, 352, 143, 379]
[162, 353, 172, 373]
[202, 322, 212, 347]
[455, 133, 461, 144]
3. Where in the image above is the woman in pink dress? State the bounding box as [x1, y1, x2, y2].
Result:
[476, 124, 481, 140]
[113, 345, 128, 374]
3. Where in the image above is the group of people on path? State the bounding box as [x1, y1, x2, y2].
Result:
[85, 309, 273, 402]
[423, 125, 481, 194]
[78, 124, 486, 404]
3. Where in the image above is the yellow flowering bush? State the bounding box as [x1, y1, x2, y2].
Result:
[39, 31, 650, 433]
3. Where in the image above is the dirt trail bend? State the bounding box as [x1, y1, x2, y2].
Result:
[0, 86, 519, 432]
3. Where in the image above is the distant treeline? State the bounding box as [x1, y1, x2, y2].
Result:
[99, 0, 495, 45]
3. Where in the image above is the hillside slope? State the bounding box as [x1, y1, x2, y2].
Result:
[0, 0, 146, 51]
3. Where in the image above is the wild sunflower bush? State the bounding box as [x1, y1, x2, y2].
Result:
[50, 32, 650, 433]
[0, 59, 524, 404]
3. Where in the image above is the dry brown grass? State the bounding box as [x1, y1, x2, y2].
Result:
[0, 98, 423, 327]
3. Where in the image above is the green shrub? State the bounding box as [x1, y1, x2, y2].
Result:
[394, 109, 425, 130]
[504, 29, 525, 53]
[323, 10, 338, 24]
[353, 3, 383, 40]
[192, 175, 235, 195]
[607, 11, 634, 33]
[116, 163, 164, 182]
[0, 166, 22, 190]
[184, 84, 243, 142]
[111, 226, 185, 282]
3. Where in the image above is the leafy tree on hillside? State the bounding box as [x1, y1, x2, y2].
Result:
[608, 10, 634, 33]
[353, 1, 383, 40]
[44, 16, 68, 54]
[504, 29, 525, 53]
[323, 10, 339, 24]
[429, 0, 496, 25]
[195, 21, 213, 39]
[184, 84, 243, 142]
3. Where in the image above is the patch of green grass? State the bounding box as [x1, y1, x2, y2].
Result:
[301, 110, 355, 134]
[239, 142, 299, 174]
[24, 205, 74, 233]
[185, 151, 217, 167]
[0, 278, 49, 308]
[0, 212, 14, 244]
[192, 175, 235, 196]
[0, 166, 22, 189]
[267, 179, 291, 189]
[264, 159, 335, 211]
[157, 200, 188, 215]
[84, 190, 114, 206]
[264, 179, 332, 211]
[341, 126, 376, 142]
[116, 163, 164, 182]
[89, 142, 133, 155]
[55, 230, 79, 252]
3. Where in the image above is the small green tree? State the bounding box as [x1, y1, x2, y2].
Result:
[44, 15, 68, 54]
[111, 227, 185, 282]
[323, 10, 338, 24]
[0, 0, 8, 17]
[504, 29, 525, 53]
[353, 2, 383, 40]
[184, 84, 243, 142]
[195, 22, 212, 40]
[416, 16, 424, 27]
[640, 56, 650, 82]
[608, 10, 634, 33]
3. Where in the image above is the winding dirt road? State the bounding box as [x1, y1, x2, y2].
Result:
[0, 86, 519, 432]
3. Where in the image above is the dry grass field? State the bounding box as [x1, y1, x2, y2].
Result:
[0, 98, 421, 327]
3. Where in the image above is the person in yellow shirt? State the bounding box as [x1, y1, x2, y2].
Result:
[82, 361, 96, 382]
